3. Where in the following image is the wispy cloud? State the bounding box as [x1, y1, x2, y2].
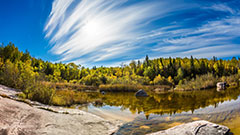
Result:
[151, 16, 240, 56]
[44, 0, 73, 38]
[44, 0, 240, 66]
[206, 3, 236, 14]
[150, 44, 240, 59]
[45, 0, 187, 65]
[180, 45, 240, 58]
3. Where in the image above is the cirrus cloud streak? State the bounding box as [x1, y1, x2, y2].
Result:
[45, 0, 240, 66]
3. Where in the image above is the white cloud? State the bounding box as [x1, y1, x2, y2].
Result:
[45, 0, 185, 65]
[181, 45, 240, 57]
[150, 45, 240, 59]
[206, 3, 236, 14]
[44, 0, 73, 38]
[44, 0, 240, 66]
[151, 15, 240, 58]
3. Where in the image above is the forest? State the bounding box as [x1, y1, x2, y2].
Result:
[0, 42, 239, 104]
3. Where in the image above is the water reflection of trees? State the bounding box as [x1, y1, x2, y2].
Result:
[88, 88, 240, 116]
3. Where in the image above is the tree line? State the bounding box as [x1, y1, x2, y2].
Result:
[0, 42, 239, 88]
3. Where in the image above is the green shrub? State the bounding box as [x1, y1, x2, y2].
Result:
[51, 90, 90, 106]
[17, 92, 27, 99]
[28, 83, 55, 104]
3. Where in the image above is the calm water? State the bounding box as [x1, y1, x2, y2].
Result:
[77, 87, 240, 135]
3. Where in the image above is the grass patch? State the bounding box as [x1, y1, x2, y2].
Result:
[99, 84, 172, 92]
[51, 90, 94, 106]
[175, 73, 217, 91]
[99, 84, 143, 92]
[42, 82, 98, 91]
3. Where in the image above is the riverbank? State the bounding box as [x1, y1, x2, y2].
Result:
[0, 85, 239, 135]
[0, 84, 122, 135]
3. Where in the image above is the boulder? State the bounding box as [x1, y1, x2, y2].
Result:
[135, 89, 148, 97]
[101, 91, 105, 95]
[217, 82, 227, 91]
[147, 120, 230, 135]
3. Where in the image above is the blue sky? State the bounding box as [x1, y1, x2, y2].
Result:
[0, 0, 240, 67]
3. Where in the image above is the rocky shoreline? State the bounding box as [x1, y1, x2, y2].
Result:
[0, 84, 232, 135]
[0, 84, 122, 135]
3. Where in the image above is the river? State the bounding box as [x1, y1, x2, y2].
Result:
[76, 87, 240, 134]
